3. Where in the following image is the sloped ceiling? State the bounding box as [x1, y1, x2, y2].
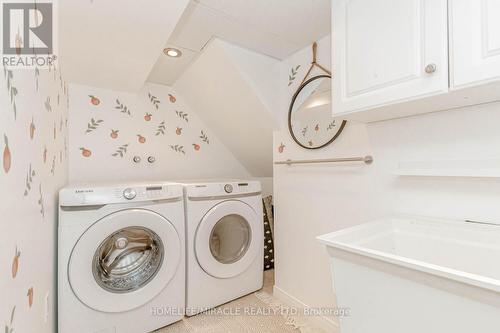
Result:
[60, 0, 189, 92]
[148, 0, 330, 85]
[174, 39, 277, 177]
[192, 0, 331, 57]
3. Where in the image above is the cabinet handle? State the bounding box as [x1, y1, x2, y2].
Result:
[425, 63, 437, 74]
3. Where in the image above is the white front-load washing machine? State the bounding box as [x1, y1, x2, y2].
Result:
[58, 182, 185, 333]
[182, 180, 263, 316]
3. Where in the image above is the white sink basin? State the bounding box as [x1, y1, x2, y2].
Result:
[318, 217, 500, 333]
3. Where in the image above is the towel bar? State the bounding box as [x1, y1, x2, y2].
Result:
[274, 155, 373, 166]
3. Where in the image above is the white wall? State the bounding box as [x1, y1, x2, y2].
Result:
[175, 39, 275, 177]
[221, 40, 282, 128]
[68, 82, 255, 184]
[273, 35, 500, 331]
[369, 103, 500, 223]
[0, 67, 69, 333]
[273, 35, 379, 331]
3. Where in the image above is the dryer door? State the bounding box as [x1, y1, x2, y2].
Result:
[195, 200, 262, 278]
[68, 209, 181, 313]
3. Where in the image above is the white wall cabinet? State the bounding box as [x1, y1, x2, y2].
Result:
[333, 0, 500, 122]
[333, 0, 449, 119]
[449, 0, 500, 89]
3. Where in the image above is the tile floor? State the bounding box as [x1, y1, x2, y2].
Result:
[154, 270, 324, 333]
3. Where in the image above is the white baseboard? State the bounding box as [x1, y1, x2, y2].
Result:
[272, 285, 340, 333]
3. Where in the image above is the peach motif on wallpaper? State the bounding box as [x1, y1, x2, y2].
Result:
[1, 64, 69, 333]
[278, 143, 285, 153]
[3, 134, 11, 173]
[110, 129, 119, 139]
[89, 95, 100, 106]
[76, 88, 212, 163]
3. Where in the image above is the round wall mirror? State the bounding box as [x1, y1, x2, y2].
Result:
[288, 75, 346, 149]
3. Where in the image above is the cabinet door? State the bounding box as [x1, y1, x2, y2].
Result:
[449, 0, 500, 89]
[332, 0, 449, 116]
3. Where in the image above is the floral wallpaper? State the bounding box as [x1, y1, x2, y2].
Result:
[69, 82, 251, 183]
[0, 65, 69, 333]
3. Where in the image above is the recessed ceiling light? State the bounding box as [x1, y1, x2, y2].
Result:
[163, 48, 182, 58]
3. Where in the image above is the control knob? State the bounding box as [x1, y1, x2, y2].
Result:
[123, 188, 137, 200]
[224, 184, 233, 193]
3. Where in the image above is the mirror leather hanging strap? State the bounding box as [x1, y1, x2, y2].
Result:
[299, 42, 332, 86]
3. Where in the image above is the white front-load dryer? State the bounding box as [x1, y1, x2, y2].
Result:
[182, 180, 263, 316]
[58, 183, 185, 333]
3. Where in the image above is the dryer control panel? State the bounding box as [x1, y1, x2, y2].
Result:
[59, 183, 183, 207]
[185, 181, 261, 199]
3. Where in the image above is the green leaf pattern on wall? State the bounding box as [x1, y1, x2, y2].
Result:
[175, 111, 189, 122]
[5, 306, 15, 333]
[199, 130, 210, 144]
[85, 118, 103, 133]
[155, 121, 166, 136]
[288, 65, 301, 86]
[327, 120, 336, 130]
[34, 67, 40, 92]
[50, 156, 56, 175]
[3, 67, 18, 119]
[112, 144, 129, 157]
[170, 145, 185, 154]
[38, 184, 45, 218]
[1, 63, 69, 332]
[115, 99, 131, 115]
[44, 97, 51, 112]
[23, 164, 35, 196]
[76, 85, 220, 167]
[148, 92, 160, 110]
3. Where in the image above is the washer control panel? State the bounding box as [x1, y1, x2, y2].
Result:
[59, 183, 183, 207]
[186, 181, 261, 199]
[116, 185, 171, 201]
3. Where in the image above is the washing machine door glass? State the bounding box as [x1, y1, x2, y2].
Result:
[196, 200, 262, 279]
[69, 209, 181, 313]
[93, 226, 163, 293]
[210, 214, 251, 264]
